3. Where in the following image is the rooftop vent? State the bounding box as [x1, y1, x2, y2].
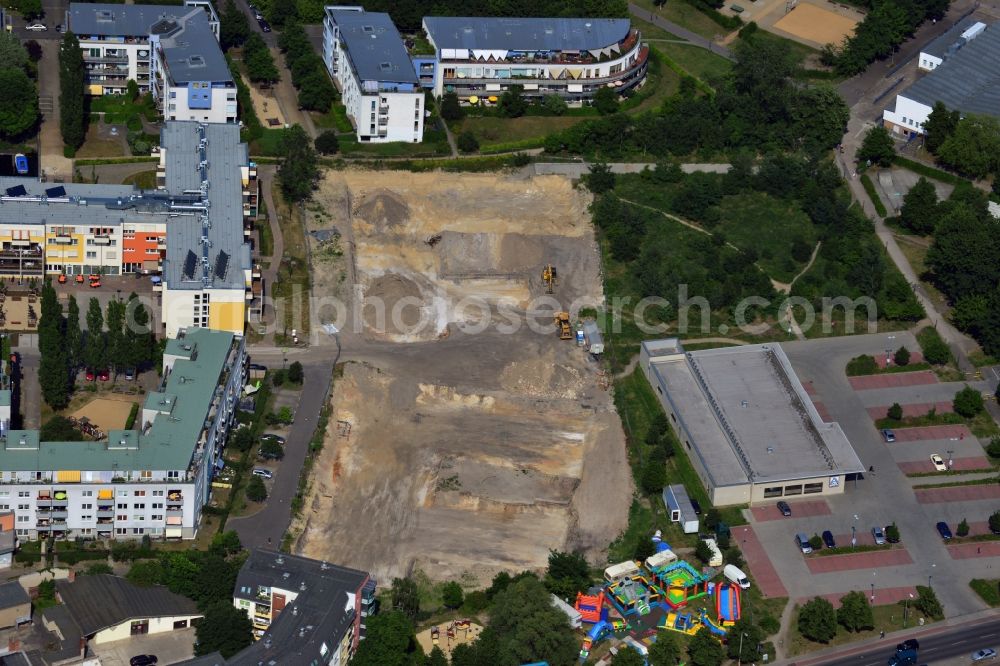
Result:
[96, 10, 114, 21]
[187, 55, 205, 67]
[379, 62, 391, 71]
[362, 24, 374, 32]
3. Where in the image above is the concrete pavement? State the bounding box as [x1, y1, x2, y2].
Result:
[38, 40, 72, 182]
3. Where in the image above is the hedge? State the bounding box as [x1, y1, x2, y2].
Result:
[125, 403, 140, 430]
[479, 137, 546, 155]
[860, 173, 888, 217]
[74, 157, 159, 166]
[14, 551, 42, 565]
[892, 155, 964, 185]
[56, 550, 110, 565]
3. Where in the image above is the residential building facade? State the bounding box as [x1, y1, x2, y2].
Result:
[422, 16, 648, 104]
[0, 327, 246, 541]
[322, 7, 424, 143]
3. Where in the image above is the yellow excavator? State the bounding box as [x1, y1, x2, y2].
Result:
[541, 264, 557, 294]
[554, 312, 572, 340]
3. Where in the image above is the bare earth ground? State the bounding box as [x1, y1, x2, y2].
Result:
[738, 0, 862, 49]
[293, 170, 631, 585]
[71, 396, 136, 433]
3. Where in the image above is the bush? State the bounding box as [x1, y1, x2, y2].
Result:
[457, 131, 479, 153]
[885, 522, 900, 543]
[439, 92, 463, 122]
[246, 475, 267, 502]
[287, 361, 304, 384]
[954, 386, 984, 417]
[987, 436, 1000, 459]
[314, 131, 339, 155]
[989, 510, 1000, 535]
[957, 518, 970, 537]
[759, 614, 780, 635]
[441, 581, 464, 609]
[809, 534, 823, 550]
[894, 346, 911, 366]
[694, 539, 713, 564]
[846, 355, 877, 376]
[798, 597, 837, 643]
[917, 327, 952, 365]
[837, 590, 874, 632]
[887, 403, 903, 421]
[914, 585, 943, 619]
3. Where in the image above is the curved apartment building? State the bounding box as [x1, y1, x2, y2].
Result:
[421, 16, 648, 103]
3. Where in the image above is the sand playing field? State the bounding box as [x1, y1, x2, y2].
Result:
[72, 397, 135, 434]
[773, 2, 858, 47]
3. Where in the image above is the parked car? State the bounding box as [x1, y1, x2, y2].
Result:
[936, 522, 953, 540]
[777, 500, 791, 516]
[25, 23, 46, 31]
[881, 428, 896, 442]
[85, 369, 96, 382]
[130, 656, 158, 666]
[690, 498, 702, 515]
[930, 453, 948, 472]
[822, 530, 836, 548]
[260, 433, 285, 446]
[258, 19, 271, 31]
[972, 649, 997, 662]
[124, 368, 135, 380]
[872, 526, 886, 545]
[795, 532, 813, 554]
[97, 369, 110, 382]
[252, 468, 273, 479]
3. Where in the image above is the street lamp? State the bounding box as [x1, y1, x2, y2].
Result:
[904, 592, 914, 627]
[871, 570, 876, 603]
[738, 632, 748, 666]
[947, 449, 954, 470]
[928, 563, 935, 588]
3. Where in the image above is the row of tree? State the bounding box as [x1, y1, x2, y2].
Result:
[548, 39, 849, 158]
[822, 0, 949, 75]
[278, 22, 337, 112]
[923, 103, 1000, 180]
[799, 587, 943, 644]
[39, 281, 156, 409]
[0, 32, 38, 140]
[59, 32, 86, 152]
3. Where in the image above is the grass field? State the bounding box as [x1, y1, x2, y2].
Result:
[250, 128, 288, 158]
[339, 128, 452, 157]
[122, 170, 157, 189]
[633, 0, 731, 40]
[458, 115, 585, 147]
[717, 192, 816, 283]
[894, 233, 951, 316]
[654, 41, 733, 84]
[788, 601, 938, 656]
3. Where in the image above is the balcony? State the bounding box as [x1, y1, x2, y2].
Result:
[49, 510, 68, 520]
[96, 509, 114, 519]
[84, 54, 129, 64]
[166, 491, 183, 505]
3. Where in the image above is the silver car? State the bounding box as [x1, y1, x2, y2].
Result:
[872, 526, 886, 545]
[972, 649, 997, 662]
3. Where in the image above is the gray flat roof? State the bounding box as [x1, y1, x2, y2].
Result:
[650, 343, 863, 486]
[921, 18, 980, 59]
[328, 10, 418, 84]
[900, 22, 1000, 117]
[158, 8, 231, 84]
[69, 2, 195, 36]
[423, 16, 631, 53]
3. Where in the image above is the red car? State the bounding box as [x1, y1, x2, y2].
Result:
[75, 275, 84, 283]
[85, 369, 95, 382]
[90, 280, 101, 288]
[97, 369, 110, 382]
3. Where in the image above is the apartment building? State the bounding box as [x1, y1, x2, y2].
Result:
[883, 21, 1000, 136]
[0, 327, 246, 541]
[422, 16, 648, 104]
[229, 550, 376, 666]
[68, 1, 236, 124]
[322, 7, 424, 143]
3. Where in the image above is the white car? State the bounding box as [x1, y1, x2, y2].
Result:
[25, 23, 46, 31]
[872, 526, 887, 545]
[930, 453, 948, 472]
[972, 649, 997, 662]
[252, 468, 273, 479]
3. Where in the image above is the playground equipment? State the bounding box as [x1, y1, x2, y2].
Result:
[607, 575, 660, 618]
[574, 591, 607, 624]
[579, 620, 613, 661]
[649, 561, 712, 609]
[431, 626, 439, 646]
[700, 610, 728, 637]
[659, 611, 702, 636]
[716, 583, 742, 626]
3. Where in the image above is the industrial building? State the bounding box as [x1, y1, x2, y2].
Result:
[322, 7, 424, 143]
[421, 16, 648, 104]
[883, 20, 1000, 136]
[0, 326, 246, 541]
[68, 1, 237, 124]
[640, 339, 864, 506]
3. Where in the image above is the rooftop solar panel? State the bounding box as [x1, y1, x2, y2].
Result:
[183, 250, 198, 279]
[45, 186, 67, 198]
[5, 185, 26, 197]
[214, 250, 229, 281]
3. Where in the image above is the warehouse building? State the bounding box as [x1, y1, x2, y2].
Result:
[640, 339, 864, 506]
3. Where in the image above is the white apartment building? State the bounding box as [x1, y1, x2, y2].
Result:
[0, 327, 246, 541]
[322, 7, 424, 143]
[422, 16, 648, 104]
[68, 1, 236, 124]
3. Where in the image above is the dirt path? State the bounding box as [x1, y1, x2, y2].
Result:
[771, 240, 823, 294]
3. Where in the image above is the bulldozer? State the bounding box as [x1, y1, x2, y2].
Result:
[541, 264, 557, 294]
[554, 312, 572, 340]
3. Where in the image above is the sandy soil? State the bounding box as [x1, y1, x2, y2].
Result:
[293, 170, 631, 585]
[415, 622, 484, 658]
[773, 2, 859, 47]
[72, 397, 135, 433]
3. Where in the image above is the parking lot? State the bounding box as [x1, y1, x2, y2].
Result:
[737, 333, 999, 616]
[90, 627, 196, 666]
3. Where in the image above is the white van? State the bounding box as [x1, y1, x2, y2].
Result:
[724, 564, 751, 590]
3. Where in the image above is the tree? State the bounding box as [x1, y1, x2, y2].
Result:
[24, 40, 42, 63]
[439, 91, 463, 122]
[887, 402, 903, 421]
[296, 69, 336, 111]
[687, 627, 725, 666]
[259, 438, 283, 460]
[40, 416, 83, 441]
[479, 575, 578, 666]
[593, 86, 619, 115]
[791, 84, 849, 152]
[442, 581, 464, 609]
[425, 647, 448, 666]
[210, 530, 242, 556]
[914, 585, 943, 619]
[899, 177, 939, 235]
[59, 32, 86, 149]
[127, 559, 165, 586]
[220, 0, 251, 50]
[885, 522, 900, 543]
[457, 131, 479, 153]
[278, 125, 318, 202]
[245, 45, 279, 83]
[953, 385, 984, 418]
[918, 327, 952, 365]
[585, 162, 615, 194]
[990, 510, 1000, 536]
[38, 280, 70, 409]
[649, 629, 681, 666]
[0, 68, 37, 138]
[988, 436, 1000, 460]
[694, 539, 713, 565]
[230, 427, 254, 452]
[545, 550, 591, 599]
[123, 297, 153, 372]
[542, 94, 568, 115]
[894, 346, 911, 366]
[926, 204, 1000, 303]
[287, 361, 304, 384]
[612, 647, 645, 666]
[937, 115, 1000, 179]
[105, 298, 126, 376]
[266, 0, 298, 27]
[640, 462, 667, 494]
[246, 475, 267, 502]
[924, 101, 960, 154]
[65, 295, 82, 372]
[351, 611, 423, 666]
[391, 577, 420, 619]
[726, 618, 763, 662]
[837, 590, 874, 632]
[0, 32, 29, 74]
[498, 85, 527, 118]
[195, 602, 253, 658]
[957, 518, 970, 537]
[314, 131, 340, 155]
[84, 297, 106, 371]
[857, 126, 895, 167]
[798, 597, 837, 642]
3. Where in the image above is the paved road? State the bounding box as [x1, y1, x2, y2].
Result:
[786, 612, 1000, 666]
[628, 2, 734, 60]
[227, 356, 336, 548]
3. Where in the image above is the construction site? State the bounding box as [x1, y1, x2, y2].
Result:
[292, 170, 631, 585]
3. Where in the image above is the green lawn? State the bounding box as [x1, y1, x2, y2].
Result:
[630, 13, 683, 41]
[633, 0, 731, 40]
[716, 191, 817, 283]
[309, 103, 354, 133]
[971, 579, 1000, 606]
[250, 128, 287, 157]
[788, 602, 938, 656]
[654, 41, 733, 84]
[458, 115, 585, 148]
[88, 94, 158, 125]
[121, 170, 157, 189]
[338, 129, 452, 157]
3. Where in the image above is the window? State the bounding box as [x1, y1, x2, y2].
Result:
[133, 515, 144, 522]
[118, 490, 129, 496]
[0, 491, 8, 497]
[151, 514, 163, 520]
[783, 484, 802, 496]
[134, 490, 146, 496]
[153, 490, 165, 496]
[16, 515, 29, 523]
[117, 503, 128, 510]
[174, 620, 189, 629]
[167, 471, 180, 479]
[152, 503, 163, 509]
[134, 503, 145, 510]
[81, 503, 92, 510]
[117, 515, 128, 521]
[116, 528, 127, 535]
[17, 504, 28, 510]
[86, 251, 97, 259]
[763, 487, 783, 498]
[18, 491, 28, 498]
[804, 482, 823, 494]
[133, 528, 145, 535]
[81, 515, 92, 521]
[82, 490, 93, 497]
[0, 505, 7, 511]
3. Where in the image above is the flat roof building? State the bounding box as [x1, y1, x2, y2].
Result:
[640, 340, 864, 506]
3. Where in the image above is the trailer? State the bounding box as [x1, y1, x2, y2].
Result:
[583, 320, 604, 355]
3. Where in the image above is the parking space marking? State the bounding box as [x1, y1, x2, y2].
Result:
[915, 484, 1000, 503]
[948, 541, 1000, 559]
[898, 456, 991, 474]
[796, 585, 918, 609]
[849, 371, 938, 390]
[750, 500, 831, 522]
[867, 401, 953, 420]
[805, 547, 913, 573]
[891, 424, 973, 442]
[734, 525, 788, 598]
